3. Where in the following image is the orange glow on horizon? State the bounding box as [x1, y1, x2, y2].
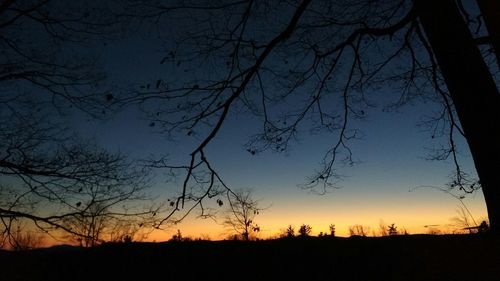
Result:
[20, 189, 489, 248]
[27, 208, 489, 249]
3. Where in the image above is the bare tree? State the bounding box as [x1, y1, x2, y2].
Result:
[0, 126, 157, 244]
[450, 206, 491, 234]
[109, 219, 148, 243]
[222, 189, 262, 241]
[113, 0, 500, 233]
[1, 223, 44, 251]
[426, 226, 442, 235]
[349, 225, 370, 237]
[0, 1, 123, 115]
[62, 201, 150, 247]
[379, 221, 389, 237]
[450, 206, 476, 234]
[0, 1, 161, 243]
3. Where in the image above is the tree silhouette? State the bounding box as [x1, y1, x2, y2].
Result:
[0, 133, 157, 245]
[62, 199, 154, 247]
[117, 0, 500, 232]
[349, 225, 369, 237]
[388, 224, 398, 236]
[0, 1, 120, 114]
[0, 1, 159, 242]
[298, 224, 312, 237]
[282, 225, 295, 238]
[170, 229, 184, 242]
[3, 224, 44, 251]
[222, 189, 262, 241]
[379, 221, 389, 237]
[329, 224, 336, 237]
[109, 220, 148, 243]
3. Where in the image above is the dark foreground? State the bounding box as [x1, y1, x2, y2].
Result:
[1, 234, 499, 281]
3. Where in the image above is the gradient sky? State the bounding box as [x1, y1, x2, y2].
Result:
[79, 106, 487, 240]
[66, 9, 488, 241]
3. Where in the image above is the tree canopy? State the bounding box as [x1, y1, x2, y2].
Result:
[2, 0, 499, 241]
[117, 0, 500, 232]
[0, 0, 158, 247]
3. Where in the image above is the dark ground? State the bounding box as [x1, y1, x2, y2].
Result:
[1, 234, 499, 281]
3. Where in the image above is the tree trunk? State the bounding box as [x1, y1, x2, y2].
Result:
[476, 0, 500, 68]
[415, 0, 500, 233]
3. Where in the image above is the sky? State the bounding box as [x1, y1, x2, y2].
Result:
[81, 102, 487, 240]
[56, 1, 490, 242]
[63, 35, 489, 241]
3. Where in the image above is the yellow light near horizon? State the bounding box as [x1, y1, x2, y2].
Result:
[142, 205, 488, 241]
[25, 188, 489, 248]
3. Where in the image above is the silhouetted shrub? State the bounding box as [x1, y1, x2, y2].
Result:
[388, 224, 398, 236]
[123, 235, 133, 243]
[329, 224, 336, 237]
[171, 229, 183, 242]
[278, 225, 295, 238]
[298, 224, 312, 237]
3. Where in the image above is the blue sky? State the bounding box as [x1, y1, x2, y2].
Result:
[66, 19, 487, 239]
[72, 82, 486, 238]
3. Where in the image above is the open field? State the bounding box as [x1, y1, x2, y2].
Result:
[1, 234, 499, 281]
